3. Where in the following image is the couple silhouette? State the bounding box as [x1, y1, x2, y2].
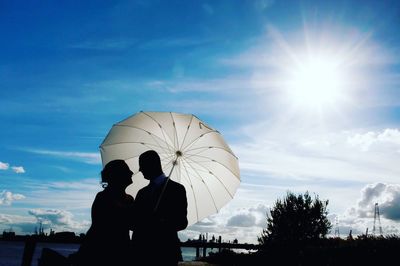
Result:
[42, 150, 188, 266]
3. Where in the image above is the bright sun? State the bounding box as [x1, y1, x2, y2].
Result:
[285, 54, 347, 110]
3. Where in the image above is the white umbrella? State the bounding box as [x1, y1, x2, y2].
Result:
[100, 111, 240, 226]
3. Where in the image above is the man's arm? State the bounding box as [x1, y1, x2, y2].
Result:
[156, 182, 188, 231]
[174, 184, 188, 231]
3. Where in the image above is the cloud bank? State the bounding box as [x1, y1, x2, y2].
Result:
[28, 209, 90, 232]
[0, 190, 25, 205]
[352, 183, 400, 221]
[25, 149, 101, 164]
[331, 183, 400, 237]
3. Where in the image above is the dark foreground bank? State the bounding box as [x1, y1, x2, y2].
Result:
[198, 235, 400, 266]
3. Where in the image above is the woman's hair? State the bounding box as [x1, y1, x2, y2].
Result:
[101, 159, 129, 188]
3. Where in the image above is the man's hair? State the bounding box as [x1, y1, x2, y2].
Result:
[139, 150, 163, 173]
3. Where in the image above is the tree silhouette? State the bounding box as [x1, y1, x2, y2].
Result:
[258, 191, 331, 246]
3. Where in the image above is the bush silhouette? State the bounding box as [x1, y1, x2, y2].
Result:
[259, 191, 331, 247]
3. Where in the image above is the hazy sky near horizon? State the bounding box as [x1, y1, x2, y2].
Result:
[1, 0, 400, 243]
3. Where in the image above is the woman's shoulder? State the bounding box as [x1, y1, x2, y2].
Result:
[94, 190, 134, 206]
[93, 190, 114, 204]
[95, 190, 107, 199]
[125, 194, 134, 202]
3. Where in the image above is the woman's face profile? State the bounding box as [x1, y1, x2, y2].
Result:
[104, 160, 133, 189]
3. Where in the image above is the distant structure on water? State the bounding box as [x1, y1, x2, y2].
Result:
[2, 227, 16, 240]
[34, 221, 45, 236]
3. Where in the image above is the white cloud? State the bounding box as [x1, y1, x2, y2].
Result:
[24, 178, 100, 210]
[0, 213, 37, 234]
[183, 203, 270, 244]
[25, 149, 101, 164]
[28, 209, 90, 231]
[0, 162, 26, 173]
[231, 125, 400, 186]
[352, 183, 400, 221]
[12, 166, 25, 174]
[347, 128, 400, 152]
[0, 210, 91, 235]
[227, 213, 257, 227]
[0, 214, 14, 224]
[0, 190, 26, 205]
[146, 77, 251, 93]
[0, 161, 9, 170]
[47, 179, 100, 191]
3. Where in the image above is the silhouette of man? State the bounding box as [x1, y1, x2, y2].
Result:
[132, 150, 188, 266]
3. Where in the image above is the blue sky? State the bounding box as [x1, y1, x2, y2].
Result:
[1, 0, 400, 243]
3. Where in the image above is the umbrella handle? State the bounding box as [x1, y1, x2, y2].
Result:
[153, 159, 177, 212]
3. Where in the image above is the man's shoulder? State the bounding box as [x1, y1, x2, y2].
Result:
[167, 179, 186, 191]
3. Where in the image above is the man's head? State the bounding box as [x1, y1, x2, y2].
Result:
[139, 150, 163, 180]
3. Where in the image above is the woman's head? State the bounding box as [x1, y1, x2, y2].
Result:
[101, 160, 133, 189]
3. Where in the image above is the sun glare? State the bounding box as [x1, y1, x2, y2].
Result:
[286, 55, 346, 109]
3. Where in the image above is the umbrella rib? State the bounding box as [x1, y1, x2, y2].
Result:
[176, 157, 181, 182]
[183, 153, 240, 180]
[179, 115, 194, 151]
[112, 124, 174, 153]
[180, 159, 200, 222]
[121, 154, 140, 160]
[180, 131, 219, 152]
[184, 156, 235, 199]
[185, 146, 238, 160]
[101, 141, 170, 153]
[183, 146, 209, 156]
[170, 112, 179, 149]
[122, 150, 174, 164]
[161, 153, 176, 166]
[181, 157, 219, 215]
[142, 112, 175, 154]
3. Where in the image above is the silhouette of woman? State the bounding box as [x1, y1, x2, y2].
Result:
[72, 159, 134, 266]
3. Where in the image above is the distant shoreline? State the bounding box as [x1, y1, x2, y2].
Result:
[0, 241, 207, 265]
[1, 233, 259, 250]
[1, 232, 83, 244]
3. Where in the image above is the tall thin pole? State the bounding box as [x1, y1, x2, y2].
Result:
[373, 203, 383, 236]
[153, 156, 179, 212]
[334, 217, 340, 238]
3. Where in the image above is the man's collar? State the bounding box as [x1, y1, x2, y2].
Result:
[150, 173, 166, 186]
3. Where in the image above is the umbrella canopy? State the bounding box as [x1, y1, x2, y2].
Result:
[100, 111, 240, 226]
